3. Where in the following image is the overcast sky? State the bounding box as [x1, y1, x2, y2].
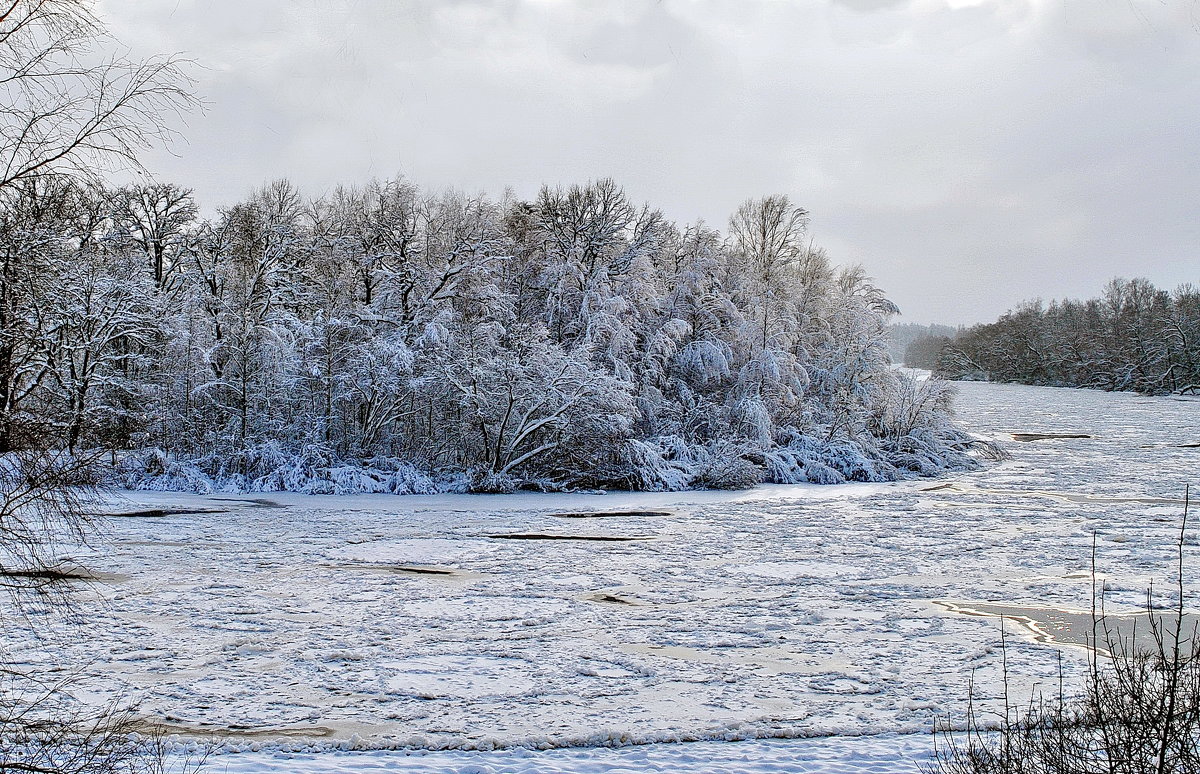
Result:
[98, 0, 1199, 326]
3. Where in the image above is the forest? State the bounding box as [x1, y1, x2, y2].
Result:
[0, 176, 984, 495]
[913, 278, 1200, 395]
[888, 322, 957, 366]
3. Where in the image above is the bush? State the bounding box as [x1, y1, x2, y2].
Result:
[0, 669, 206, 774]
[929, 488, 1200, 774]
[468, 469, 518, 494]
[690, 454, 763, 490]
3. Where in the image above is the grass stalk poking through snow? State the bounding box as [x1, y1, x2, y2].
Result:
[929, 485, 1200, 774]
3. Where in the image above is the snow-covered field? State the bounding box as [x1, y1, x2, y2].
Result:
[15, 382, 1200, 772]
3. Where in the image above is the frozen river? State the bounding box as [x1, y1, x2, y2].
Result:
[15, 381, 1200, 772]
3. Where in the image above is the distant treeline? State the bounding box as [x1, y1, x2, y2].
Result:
[906, 278, 1200, 394]
[889, 323, 957, 366]
[0, 176, 988, 494]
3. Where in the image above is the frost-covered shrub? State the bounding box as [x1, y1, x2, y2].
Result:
[122, 445, 446, 495]
[366, 458, 443, 495]
[249, 443, 339, 492]
[121, 448, 215, 494]
[595, 439, 691, 492]
[468, 470, 518, 494]
[762, 435, 901, 484]
[883, 427, 983, 475]
[824, 442, 897, 482]
[674, 340, 732, 386]
[761, 446, 809, 484]
[688, 442, 763, 490]
[803, 460, 846, 485]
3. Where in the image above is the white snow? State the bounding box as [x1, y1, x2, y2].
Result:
[329, 537, 496, 565]
[9, 380, 1200, 773]
[729, 561, 861, 579]
[383, 656, 536, 699]
[212, 733, 935, 773]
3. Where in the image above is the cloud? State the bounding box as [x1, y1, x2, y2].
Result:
[831, 0, 911, 13]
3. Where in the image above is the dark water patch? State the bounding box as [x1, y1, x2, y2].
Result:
[105, 508, 224, 518]
[1, 567, 90, 581]
[145, 719, 336, 739]
[0, 566, 127, 583]
[552, 510, 673, 519]
[387, 565, 457, 576]
[334, 563, 477, 579]
[212, 497, 287, 509]
[585, 592, 644, 606]
[937, 600, 1200, 656]
[1011, 433, 1093, 442]
[487, 533, 652, 542]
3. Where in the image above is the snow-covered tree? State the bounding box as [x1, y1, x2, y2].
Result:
[0, 175, 991, 493]
[111, 182, 197, 290]
[941, 277, 1199, 395]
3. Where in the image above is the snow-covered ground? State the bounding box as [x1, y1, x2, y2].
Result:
[13, 382, 1200, 772]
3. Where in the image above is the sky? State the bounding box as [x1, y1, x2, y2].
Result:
[98, 0, 1200, 326]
